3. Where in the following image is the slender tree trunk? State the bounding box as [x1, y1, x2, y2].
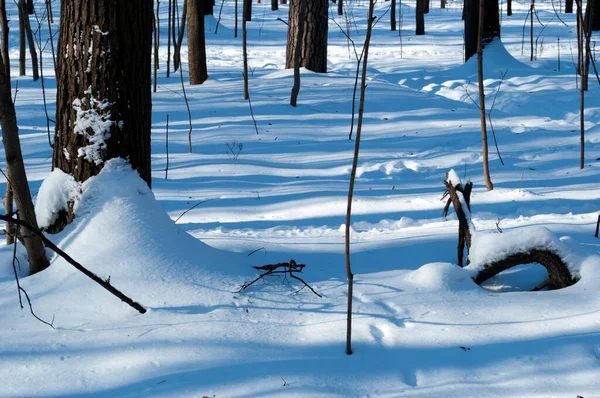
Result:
[0, 56, 48, 273]
[507, 0, 512, 15]
[530, 0, 534, 61]
[338, 0, 343, 15]
[566, 0, 573, 13]
[18, 2, 25, 76]
[285, 0, 329, 73]
[4, 184, 13, 244]
[272, 0, 278, 11]
[18, 0, 38, 81]
[345, 0, 375, 356]
[290, 0, 306, 106]
[424, 0, 430, 13]
[174, 0, 187, 71]
[577, 0, 585, 168]
[416, 0, 425, 34]
[391, 0, 396, 31]
[0, 0, 9, 78]
[477, 0, 493, 190]
[188, 0, 208, 84]
[243, 0, 249, 99]
[53, 0, 153, 232]
[441, 0, 447, 8]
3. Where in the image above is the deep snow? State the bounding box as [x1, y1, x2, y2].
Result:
[1, 0, 600, 396]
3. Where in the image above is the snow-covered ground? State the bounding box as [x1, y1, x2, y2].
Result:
[1, 0, 600, 396]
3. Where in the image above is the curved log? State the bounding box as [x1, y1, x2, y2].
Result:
[474, 249, 576, 289]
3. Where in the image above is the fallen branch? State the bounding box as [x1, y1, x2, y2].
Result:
[239, 259, 322, 297]
[0, 213, 147, 314]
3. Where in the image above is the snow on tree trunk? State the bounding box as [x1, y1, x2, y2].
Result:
[53, 0, 153, 230]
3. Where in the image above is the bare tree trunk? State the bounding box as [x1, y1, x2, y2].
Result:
[566, 0, 573, 13]
[174, 0, 187, 71]
[0, 56, 48, 273]
[391, 0, 396, 31]
[345, 0, 375, 356]
[416, 0, 425, 34]
[577, 0, 585, 168]
[338, 0, 343, 15]
[441, 0, 446, 8]
[464, 0, 500, 61]
[204, 0, 214, 15]
[244, 0, 252, 21]
[585, 0, 600, 31]
[290, 0, 306, 106]
[530, 0, 534, 61]
[477, 0, 493, 190]
[507, 0, 512, 15]
[18, 0, 38, 81]
[0, 0, 12, 245]
[424, 0, 430, 13]
[285, 0, 328, 73]
[272, 0, 278, 11]
[243, 0, 249, 99]
[187, 0, 208, 84]
[45, 0, 53, 23]
[18, 2, 25, 76]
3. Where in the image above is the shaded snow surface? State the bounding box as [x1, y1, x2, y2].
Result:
[1, 0, 600, 396]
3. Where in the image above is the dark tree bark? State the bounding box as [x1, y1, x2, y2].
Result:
[507, 0, 512, 15]
[285, 0, 328, 73]
[271, 0, 278, 11]
[53, 0, 153, 230]
[281, 0, 287, 4]
[391, 0, 396, 31]
[464, 0, 500, 61]
[416, 0, 425, 34]
[244, 0, 252, 21]
[566, 0, 573, 13]
[0, 55, 48, 273]
[424, 0, 430, 13]
[441, 0, 446, 8]
[18, 0, 38, 81]
[338, 0, 343, 15]
[290, 0, 306, 106]
[243, 0, 249, 99]
[188, 0, 208, 84]
[585, 0, 600, 31]
[204, 0, 214, 15]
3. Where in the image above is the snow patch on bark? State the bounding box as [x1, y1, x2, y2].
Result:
[72, 87, 114, 165]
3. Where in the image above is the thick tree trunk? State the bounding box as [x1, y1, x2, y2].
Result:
[204, 0, 214, 15]
[424, 0, 430, 13]
[0, 0, 8, 78]
[188, 0, 208, 84]
[566, 0, 573, 13]
[285, 0, 328, 73]
[585, 0, 600, 31]
[271, 0, 278, 11]
[53, 0, 153, 230]
[0, 56, 48, 273]
[416, 0, 425, 34]
[244, 0, 252, 21]
[464, 0, 500, 61]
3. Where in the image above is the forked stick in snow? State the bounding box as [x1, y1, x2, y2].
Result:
[0, 213, 147, 314]
[239, 260, 322, 297]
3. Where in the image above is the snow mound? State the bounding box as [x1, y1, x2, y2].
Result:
[405, 262, 475, 291]
[27, 159, 248, 322]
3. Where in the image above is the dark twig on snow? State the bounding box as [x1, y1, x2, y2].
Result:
[239, 259, 322, 297]
[0, 213, 147, 314]
[174, 199, 212, 223]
